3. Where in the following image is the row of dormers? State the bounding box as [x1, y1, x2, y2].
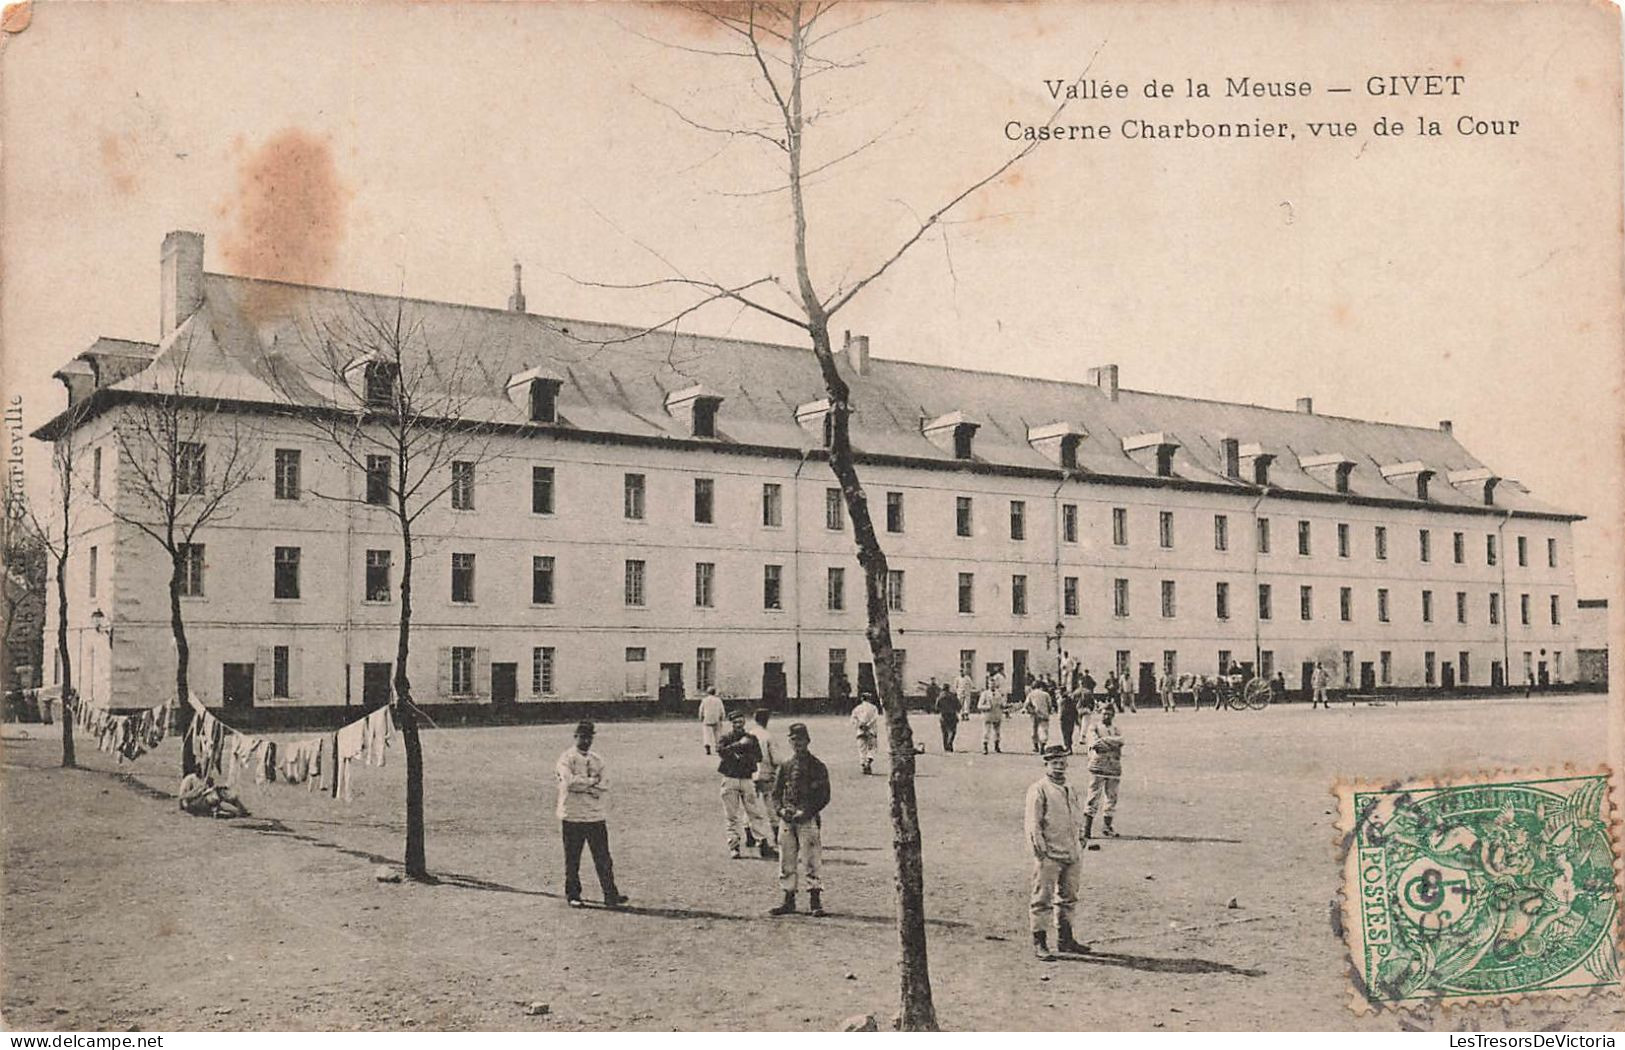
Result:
[483, 365, 1503, 506]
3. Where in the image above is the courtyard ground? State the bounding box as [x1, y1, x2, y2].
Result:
[2, 694, 1620, 1032]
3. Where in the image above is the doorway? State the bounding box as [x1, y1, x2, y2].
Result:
[762, 662, 787, 706]
[1011, 650, 1029, 693]
[1441, 662, 1456, 691]
[1300, 662, 1316, 702]
[222, 663, 255, 709]
[362, 662, 392, 710]
[1360, 662, 1376, 691]
[658, 663, 685, 711]
[1137, 662, 1156, 702]
[491, 662, 517, 705]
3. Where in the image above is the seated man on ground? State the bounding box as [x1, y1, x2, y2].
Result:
[179, 769, 250, 819]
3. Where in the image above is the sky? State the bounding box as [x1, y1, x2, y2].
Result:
[3, 1, 1620, 592]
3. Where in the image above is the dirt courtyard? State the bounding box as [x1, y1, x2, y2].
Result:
[3, 694, 1620, 1031]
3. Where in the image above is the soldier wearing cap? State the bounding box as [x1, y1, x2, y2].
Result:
[1023, 744, 1090, 960]
[770, 722, 831, 917]
[717, 709, 774, 859]
[555, 721, 627, 908]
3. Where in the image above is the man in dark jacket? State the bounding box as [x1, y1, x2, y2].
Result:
[770, 723, 831, 916]
[934, 685, 961, 752]
[718, 711, 774, 859]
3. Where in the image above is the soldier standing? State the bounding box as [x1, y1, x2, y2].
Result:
[1024, 744, 1091, 960]
[770, 723, 831, 917]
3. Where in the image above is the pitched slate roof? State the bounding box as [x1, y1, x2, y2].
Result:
[52, 271, 1578, 521]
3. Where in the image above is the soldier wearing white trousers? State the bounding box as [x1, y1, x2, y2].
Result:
[717, 712, 774, 859]
[770, 723, 833, 917]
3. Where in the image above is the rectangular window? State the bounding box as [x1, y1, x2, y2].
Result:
[1257, 583, 1272, 621]
[670, 558, 703, 609]
[1163, 650, 1178, 677]
[1113, 578, 1130, 618]
[273, 645, 291, 699]
[762, 483, 783, 527]
[1550, 594, 1561, 625]
[1424, 651, 1437, 687]
[1112, 507, 1128, 546]
[886, 491, 905, 533]
[956, 496, 973, 537]
[1516, 535, 1528, 567]
[177, 442, 206, 495]
[625, 647, 647, 696]
[691, 478, 715, 524]
[887, 570, 905, 612]
[763, 564, 783, 610]
[1011, 574, 1027, 616]
[1380, 651, 1392, 686]
[1299, 585, 1314, 621]
[1217, 650, 1232, 675]
[1459, 651, 1471, 686]
[1422, 589, 1434, 623]
[1009, 500, 1026, 541]
[1260, 650, 1275, 678]
[1339, 586, 1352, 622]
[825, 488, 843, 531]
[1377, 588, 1390, 623]
[1337, 522, 1350, 558]
[695, 648, 716, 693]
[1116, 650, 1132, 679]
[624, 474, 646, 520]
[1375, 525, 1388, 561]
[1486, 534, 1498, 566]
[1256, 517, 1271, 554]
[826, 567, 845, 612]
[274, 448, 301, 500]
[1213, 514, 1229, 551]
[1520, 593, 1531, 626]
[365, 455, 391, 506]
[958, 650, 976, 678]
[1160, 580, 1176, 618]
[1062, 504, 1078, 543]
[1456, 590, 1468, 624]
[1419, 529, 1432, 564]
[1489, 592, 1502, 625]
[1453, 531, 1465, 564]
[365, 549, 392, 602]
[1159, 511, 1174, 549]
[1297, 520, 1312, 556]
[274, 546, 301, 600]
[1063, 576, 1079, 617]
[179, 543, 205, 597]
[87, 546, 98, 599]
[450, 461, 475, 510]
[958, 572, 975, 614]
[450, 646, 475, 697]
[532, 466, 555, 514]
[92, 447, 102, 499]
[451, 552, 476, 604]
[1547, 538, 1558, 568]
[532, 647, 556, 695]
[624, 560, 646, 607]
[532, 555, 555, 606]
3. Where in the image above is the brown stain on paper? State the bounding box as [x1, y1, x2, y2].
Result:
[220, 128, 349, 321]
[99, 134, 138, 196]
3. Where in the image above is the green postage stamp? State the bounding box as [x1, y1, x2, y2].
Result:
[1338, 771, 1622, 1010]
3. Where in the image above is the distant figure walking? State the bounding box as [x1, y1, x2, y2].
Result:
[1311, 664, 1331, 709]
[698, 689, 726, 754]
[850, 694, 882, 775]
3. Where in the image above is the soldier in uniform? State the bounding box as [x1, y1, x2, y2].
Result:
[770, 723, 832, 917]
[1024, 744, 1091, 960]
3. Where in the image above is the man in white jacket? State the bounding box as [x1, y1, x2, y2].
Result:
[555, 721, 628, 908]
[1024, 745, 1091, 960]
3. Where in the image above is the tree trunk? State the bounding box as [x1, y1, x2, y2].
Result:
[394, 508, 428, 880]
[171, 553, 196, 775]
[808, 323, 938, 1030]
[53, 541, 75, 769]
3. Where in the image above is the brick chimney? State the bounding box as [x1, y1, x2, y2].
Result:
[1438, 419, 1453, 434]
[1296, 397, 1314, 414]
[844, 331, 870, 376]
[508, 262, 527, 313]
[160, 231, 205, 341]
[1086, 364, 1120, 401]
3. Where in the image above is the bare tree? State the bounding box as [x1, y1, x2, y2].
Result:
[2, 483, 48, 697]
[264, 295, 501, 882]
[97, 343, 260, 773]
[28, 401, 91, 767]
[600, 3, 1072, 1028]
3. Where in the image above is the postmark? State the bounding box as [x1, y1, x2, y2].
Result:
[1337, 771, 1621, 1011]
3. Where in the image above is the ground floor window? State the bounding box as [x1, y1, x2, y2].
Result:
[696, 647, 716, 693]
[959, 649, 976, 679]
[1259, 650, 1274, 678]
[1424, 651, 1437, 687]
[1115, 650, 1130, 679]
[450, 646, 475, 697]
[624, 647, 648, 696]
[1342, 651, 1353, 688]
[532, 646, 555, 696]
[273, 645, 291, 698]
[1162, 650, 1177, 677]
[1380, 651, 1392, 686]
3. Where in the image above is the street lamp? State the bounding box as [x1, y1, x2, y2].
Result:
[90, 608, 111, 642]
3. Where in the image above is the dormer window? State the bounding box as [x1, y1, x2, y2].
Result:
[1219, 438, 1241, 480]
[1447, 467, 1501, 506]
[1237, 443, 1275, 487]
[364, 361, 399, 408]
[1300, 453, 1357, 494]
[922, 412, 981, 462]
[1027, 422, 1087, 471]
[1254, 458, 1272, 486]
[1381, 461, 1435, 502]
[1122, 432, 1180, 479]
[506, 366, 566, 425]
[796, 398, 835, 448]
[664, 385, 724, 439]
[528, 380, 560, 424]
[1415, 470, 1434, 501]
